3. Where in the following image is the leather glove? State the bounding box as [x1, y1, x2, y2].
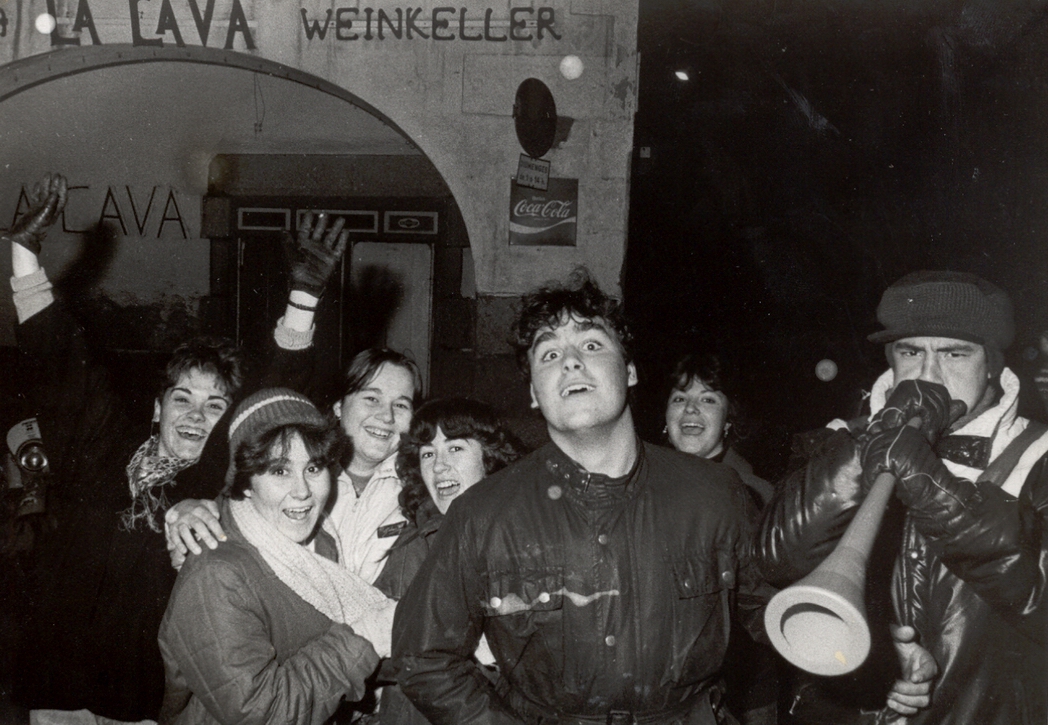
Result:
[282, 212, 348, 297]
[867, 379, 967, 445]
[861, 423, 967, 511]
[4, 173, 67, 255]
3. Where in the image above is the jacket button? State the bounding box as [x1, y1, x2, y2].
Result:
[721, 570, 735, 587]
[547, 485, 563, 500]
[909, 550, 919, 560]
[490, 597, 502, 609]
[597, 534, 609, 545]
[538, 592, 551, 603]
[605, 635, 616, 646]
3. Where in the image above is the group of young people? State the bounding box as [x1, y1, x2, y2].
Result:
[2, 173, 1045, 725]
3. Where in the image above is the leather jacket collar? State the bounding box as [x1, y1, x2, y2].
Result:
[541, 440, 644, 507]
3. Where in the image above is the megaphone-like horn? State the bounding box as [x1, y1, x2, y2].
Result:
[764, 419, 917, 676]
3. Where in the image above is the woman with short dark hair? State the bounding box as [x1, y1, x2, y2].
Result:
[6, 175, 346, 721]
[664, 353, 773, 504]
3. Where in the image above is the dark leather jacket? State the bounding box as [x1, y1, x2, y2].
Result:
[755, 415, 1048, 725]
[392, 441, 771, 725]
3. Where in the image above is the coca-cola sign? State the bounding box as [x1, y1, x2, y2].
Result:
[509, 177, 577, 246]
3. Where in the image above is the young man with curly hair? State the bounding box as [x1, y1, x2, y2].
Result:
[392, 269, 771, 725]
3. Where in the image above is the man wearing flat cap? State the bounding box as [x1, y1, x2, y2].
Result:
[755, 270, 1047, 725]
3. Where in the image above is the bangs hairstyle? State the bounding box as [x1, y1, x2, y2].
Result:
[341, 348, 423, 404]
[229, 421, 342, 500]
[511, 267, 633, 380]
[159, 336, 245, 401]
[667, 353, 748, 447]
[396, 398, 527, 525]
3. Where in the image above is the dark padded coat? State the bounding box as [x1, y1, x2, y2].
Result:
[157, 498, 380, 725]
[755, 420, 1048, 725]
[14, 297, 311, 720]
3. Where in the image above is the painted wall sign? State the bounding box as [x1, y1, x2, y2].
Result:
[41, 0, 257, 49]
[10, 183, 190, 239]
[23, 1, 561, 49]
[509, 178, 576, 247]
[300, 6, 562, 42]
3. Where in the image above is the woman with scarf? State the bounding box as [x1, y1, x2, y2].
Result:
[5, 174, 348, 722]
[167, 347, 424, 587]
[158, 389, 396, 725]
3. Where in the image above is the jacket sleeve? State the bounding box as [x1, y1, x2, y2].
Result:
[15, 287, 134, 503]
[901, 451, 1048, 645]
[159, 557, 381, 725]
[260, 316, 316, 393]
[754, 428, 866, 587]
[392, 505, 523, 725]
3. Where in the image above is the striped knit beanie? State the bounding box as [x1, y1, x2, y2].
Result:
[225, 388, 328, 487]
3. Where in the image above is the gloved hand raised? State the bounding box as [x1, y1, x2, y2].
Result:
[4, 173, 67, 255]
[867, 379, 967, 445]
[282, 212, 348, 298]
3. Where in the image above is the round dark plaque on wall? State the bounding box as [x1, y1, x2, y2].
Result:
[513, 78, 557, 159]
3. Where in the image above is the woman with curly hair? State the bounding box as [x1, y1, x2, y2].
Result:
[374, 398, 526, 600]
[372, 398, 526, 725]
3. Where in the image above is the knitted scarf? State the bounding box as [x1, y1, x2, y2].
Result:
[229, 497, 397, 655]
[121, 435, 195, 533]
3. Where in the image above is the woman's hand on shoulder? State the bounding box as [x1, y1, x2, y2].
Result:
[165, 498, 226, 568]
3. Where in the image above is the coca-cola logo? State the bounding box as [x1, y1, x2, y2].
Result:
[512, 199, 574, 219]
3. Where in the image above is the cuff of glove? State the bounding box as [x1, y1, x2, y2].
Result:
[274, 317, 314, 350]
[289, 282, 327, 299]
[11, 268, 53, 324]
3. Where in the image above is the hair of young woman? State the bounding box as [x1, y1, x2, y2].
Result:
[159, 336, 245, 401]
[666, 353, 748, 448]
[340, 348, 423, 404]
[229, 421, 343, 500]
[395, 398, 527, 525]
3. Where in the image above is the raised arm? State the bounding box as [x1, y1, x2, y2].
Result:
[164, 212, 350, 562]
[6, 174, 138, 497]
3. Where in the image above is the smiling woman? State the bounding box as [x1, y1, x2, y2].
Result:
[663, 353, 772, 503]
[158, 388, 396, 725]
[5, 176, 345, 723]
[327, 348, 423, 586]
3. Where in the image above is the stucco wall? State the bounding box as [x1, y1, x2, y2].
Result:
[0, 0, 638, 297]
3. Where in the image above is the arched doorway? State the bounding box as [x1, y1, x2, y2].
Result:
[0, 45, 474, 394]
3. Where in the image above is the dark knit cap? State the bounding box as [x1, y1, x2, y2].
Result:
[225, 388, 327, 485]
[868, 271, 1014, 351]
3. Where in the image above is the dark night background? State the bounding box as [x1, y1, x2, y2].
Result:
[625, 0, 1048, 477]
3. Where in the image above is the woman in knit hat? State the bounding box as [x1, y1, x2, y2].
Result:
[157, 389, 396, 725]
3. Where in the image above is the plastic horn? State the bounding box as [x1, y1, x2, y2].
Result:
[764, 419, 918, 676]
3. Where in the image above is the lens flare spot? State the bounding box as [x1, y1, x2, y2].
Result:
[35, 13, 57, 34]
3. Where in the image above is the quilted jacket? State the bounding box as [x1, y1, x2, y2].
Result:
[158, 499, 381, 725]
